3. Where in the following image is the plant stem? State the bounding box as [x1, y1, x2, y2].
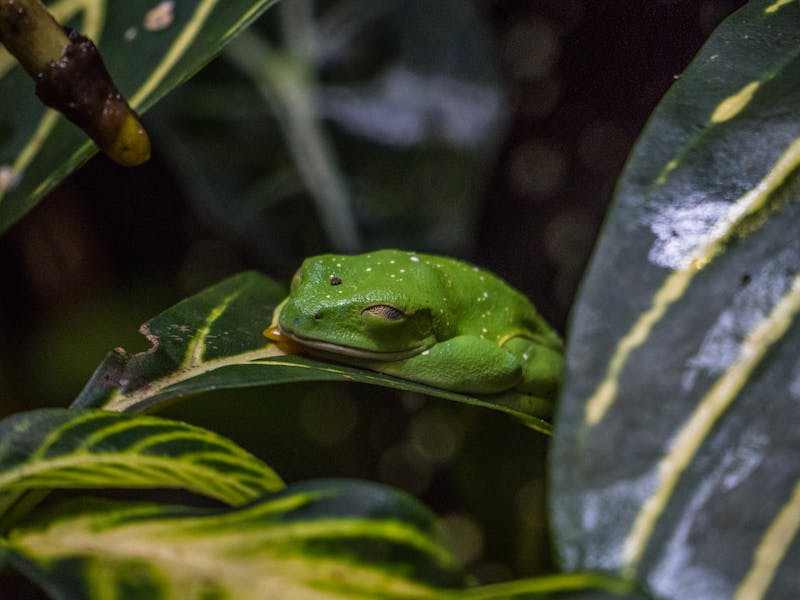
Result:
[0, 0, 68, 74]
[0, 0, 150, 166]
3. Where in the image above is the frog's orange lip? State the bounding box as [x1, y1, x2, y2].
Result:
[263, 325, 306, 354]
[279, 328, 428, 361]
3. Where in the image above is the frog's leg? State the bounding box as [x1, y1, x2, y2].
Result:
[501, 336, 564, 399]
[373, 335, 524, 395]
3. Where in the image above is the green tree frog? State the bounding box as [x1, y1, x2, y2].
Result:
[265, 250, 564, 401]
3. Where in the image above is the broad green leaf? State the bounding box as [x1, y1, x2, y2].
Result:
[0, 0, 280, 235]
[3, 479, 641, 600]
[552, 2, 800, 600]
[72, 271, 553, 433]
[0, 408, 283, 506]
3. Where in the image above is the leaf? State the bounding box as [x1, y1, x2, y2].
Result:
[72, 271, 553, 433]
[551, 2, 800, 599]
[0, 0, 280, 235]
[0, 408, 283, 507]
[5, 480, 468, 599]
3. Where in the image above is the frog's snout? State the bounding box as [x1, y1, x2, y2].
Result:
[292, 312, 323, 331]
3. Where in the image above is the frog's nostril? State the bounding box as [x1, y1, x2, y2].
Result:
[314, 311, 323, 320]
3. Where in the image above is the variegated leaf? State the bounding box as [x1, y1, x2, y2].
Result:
[0, 408, 283, 507]
[6, 480, 466, 599]
[552, 2, 800, 599]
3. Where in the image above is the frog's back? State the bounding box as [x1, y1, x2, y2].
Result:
[414, 252, 561, 351]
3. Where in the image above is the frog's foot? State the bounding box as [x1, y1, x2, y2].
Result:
[375, 335, 523, 395]
[502, 336, 564, 400]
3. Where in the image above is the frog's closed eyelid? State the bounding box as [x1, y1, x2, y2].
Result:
[362, 304, 405, 321]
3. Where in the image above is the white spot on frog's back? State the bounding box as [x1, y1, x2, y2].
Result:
[410, 255, 420, 262]
[644, 194, 729, 269]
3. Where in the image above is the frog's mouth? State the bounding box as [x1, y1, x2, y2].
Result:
[282, 330, 428, 362]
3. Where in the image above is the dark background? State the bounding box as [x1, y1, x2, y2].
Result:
[0, 0, 746, 582]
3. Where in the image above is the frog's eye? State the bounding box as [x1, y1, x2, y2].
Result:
[362, 304, 405, 321]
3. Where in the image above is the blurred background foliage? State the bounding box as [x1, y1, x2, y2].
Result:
[0, 0, 746, 582]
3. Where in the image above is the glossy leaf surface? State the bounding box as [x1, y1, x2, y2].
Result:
[0, 0, 279, 235]
[73, 271, 553, 433]
[552, 2, 800, 599]
[0, 408, 283, 506]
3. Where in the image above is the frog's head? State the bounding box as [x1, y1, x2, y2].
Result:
[271, 251, 439, 360]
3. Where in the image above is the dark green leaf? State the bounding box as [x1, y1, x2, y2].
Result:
[73, 271, 553, 433]
[0, 408, 283, 506]
[552, 3, 800, 599]
[0, 0, 280, 235]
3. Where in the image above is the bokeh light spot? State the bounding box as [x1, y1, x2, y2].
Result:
[437, 512, 484, 565]
[509, 138, 567, 199]
[503, 18, 561, 81]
